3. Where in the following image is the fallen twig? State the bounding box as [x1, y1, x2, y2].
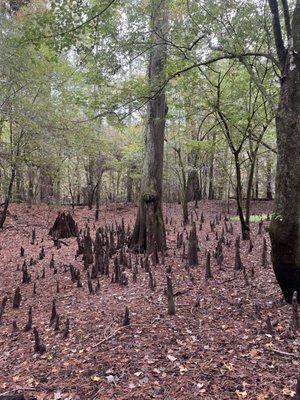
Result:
[92, 318, 161, 348]
[266, 347, 300, 358]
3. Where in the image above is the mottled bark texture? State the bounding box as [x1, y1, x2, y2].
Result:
[269, 0, 300, 303]
[130, 0, 168, 253]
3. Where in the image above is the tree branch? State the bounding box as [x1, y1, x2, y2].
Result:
[268, 0, 286, 71]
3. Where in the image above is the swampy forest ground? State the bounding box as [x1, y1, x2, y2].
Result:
[0, 201, 298, 400]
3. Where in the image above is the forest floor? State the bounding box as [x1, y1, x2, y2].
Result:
[0, 200, 298, 400]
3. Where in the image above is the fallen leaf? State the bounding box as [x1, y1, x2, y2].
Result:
[282, 388, 296, 397]
[236, 390, 248, 399]
[106, 375, 115, 383]
[54, 390, 62, 400]
[257, 393, 268, 400]
[90, 375, 101, 382]
[179, 365, 188, 373]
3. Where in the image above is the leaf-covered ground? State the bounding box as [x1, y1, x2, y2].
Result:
[0, 201, 298, 400]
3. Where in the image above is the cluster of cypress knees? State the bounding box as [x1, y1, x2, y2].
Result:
[0, 210, 300, 399]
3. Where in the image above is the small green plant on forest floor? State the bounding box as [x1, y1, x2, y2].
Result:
[230, 214, 269, 223]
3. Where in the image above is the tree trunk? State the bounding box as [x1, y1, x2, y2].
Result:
[185, 123, 201, 203]
[186, 170, 201, 202]
[202, 166, 208, 199]
[255, 157, 259, 199]
[234, 154, 250, 240]
[116, 170, 121, 201]
[75, 158, 81, 204]
[95, 180, 101, 221]
[40, 167, 53, 204]
[95, 165, 104, 221]
[246, 147, 260, 227]
[87, 157, 95, 209]
[269, 0, 300, 303]
[174, 147, 188, 224]
[27, 169, 34, 208]
[15, 168, 23, 202]
[54, 178, 61, 205]
[0, 168, 16, 229]
[130, 0, 168, 253]
[126, 172, 133, 203]
[245, 157, 256, 227]
[266, 155, 273, 200]
[208, 132, 216, 200]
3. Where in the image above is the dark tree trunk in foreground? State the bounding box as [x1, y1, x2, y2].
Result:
[0, 168, 16, 229]
[130, 0, 168, 253]
[269, 0, 300, 303]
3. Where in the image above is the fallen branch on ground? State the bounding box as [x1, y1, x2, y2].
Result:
[266, 347, 300, 358]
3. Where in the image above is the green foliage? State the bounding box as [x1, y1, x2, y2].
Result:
[230, 214, 269, 223]
[0, 0, 279, 202]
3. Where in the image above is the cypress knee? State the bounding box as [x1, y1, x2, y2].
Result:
[188, 222, 199, 266]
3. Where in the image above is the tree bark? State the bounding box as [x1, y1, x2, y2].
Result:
[266, 155, 273, 200]
[186, 169, 201, 203]
[87, 157, 95, 209]
[186, 123, 201, 203]
[95, 179, 101, 221]
[234, 153, 250, 240]
[40, 167, 53, 204]
[130, 0, 168, 253]
[95, 154, 105, 221]
[269, 0, 300, 303]
[27, 168, 34, 208]
[15, 168, 23, 202]
[174, 147, 188, 224]
[0, 168, 16, 229]
[245, 154, 256, 227]
[126, 172, 133, 203]
[246, 129, 265, 226]
[254, 156, 259, 199]
[208, 132, 216, 200]
[75, 158, 81, 204]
